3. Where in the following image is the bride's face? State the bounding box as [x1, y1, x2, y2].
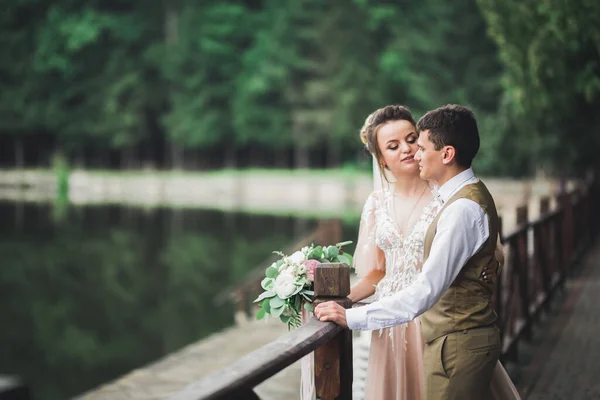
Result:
[376, 120, 420, 178]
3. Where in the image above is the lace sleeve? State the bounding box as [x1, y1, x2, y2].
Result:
[353, 191, 386, 278]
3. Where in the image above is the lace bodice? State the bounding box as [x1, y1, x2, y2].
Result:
[354, 189, 442, 300]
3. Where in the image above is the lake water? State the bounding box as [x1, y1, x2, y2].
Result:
[0, 200, 359, 399]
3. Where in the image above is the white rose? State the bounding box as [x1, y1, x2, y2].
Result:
[274, 271, 299, 299]
[297, 264, 306, 275]
[288, 251, 306, 265]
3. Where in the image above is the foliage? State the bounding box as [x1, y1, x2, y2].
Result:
[477, 0, 600, 174]
[3, 0, 596, 175]
[254, 241, 353, 329]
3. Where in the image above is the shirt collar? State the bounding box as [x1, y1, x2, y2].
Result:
[437, 168, 475, 203]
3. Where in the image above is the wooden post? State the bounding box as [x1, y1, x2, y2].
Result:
[557, 192, 573, 274]
[536, 198, 551, 312]
[540, 197, 550, 215]
[515, 205, 532, 340]
[313, 263, 353, 400]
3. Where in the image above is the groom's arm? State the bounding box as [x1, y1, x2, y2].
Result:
[345, 199, 490, 331]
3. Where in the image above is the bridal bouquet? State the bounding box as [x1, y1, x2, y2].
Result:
[254, 241, 353, 329]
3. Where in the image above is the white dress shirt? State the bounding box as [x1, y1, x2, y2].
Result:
[346, 168, 491, 330]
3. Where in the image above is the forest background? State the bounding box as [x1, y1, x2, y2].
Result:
[2, 0, 599, 177]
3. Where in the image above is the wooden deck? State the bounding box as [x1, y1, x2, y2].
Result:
[519, 238, 600, 399]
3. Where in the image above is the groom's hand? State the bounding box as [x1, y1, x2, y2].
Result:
[314, 301, 348, 328]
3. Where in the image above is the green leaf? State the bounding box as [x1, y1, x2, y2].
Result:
[280, 315, 291, 323]
[301, 293, 313, 302]
[270, 296, 285, 309]
[337, 253, 352, 266]
[261, 277, 274, 290]
[271, 305, 284, 317]
[307, 246, 323, 260]
[335, 240, 353, 247]
[262, 298, 271, 313]
[327, 246, 339, 258]
[256, 308, 266, 320]
[304, 302, 314, 312]
[266, 266, 279, 278]
[254, 290, 276, 303]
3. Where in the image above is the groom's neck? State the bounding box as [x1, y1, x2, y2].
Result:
[436, 166, 469, 187]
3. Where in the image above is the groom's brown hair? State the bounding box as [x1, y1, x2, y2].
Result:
[416, 104, 480, 168]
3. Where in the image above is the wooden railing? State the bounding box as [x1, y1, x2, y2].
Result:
[495, 175, 599, 361]
[170, 264, 353, 400]
[171, 175, 599, 400]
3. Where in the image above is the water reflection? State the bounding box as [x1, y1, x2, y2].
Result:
[0, 201, 357, 399]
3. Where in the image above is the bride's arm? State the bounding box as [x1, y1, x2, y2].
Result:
[349, 191, 386, 303]
[349, 269, 386, 303]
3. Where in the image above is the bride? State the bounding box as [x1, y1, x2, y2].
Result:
[347, 105, 520, 400]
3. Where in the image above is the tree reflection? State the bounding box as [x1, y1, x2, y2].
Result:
[0, 202, 322, 400]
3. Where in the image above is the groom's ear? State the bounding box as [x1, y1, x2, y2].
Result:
[441, 146, 456, 165]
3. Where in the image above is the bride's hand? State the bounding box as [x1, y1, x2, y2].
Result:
[482, 259, 500, 284]
[483, 234, 505, 284]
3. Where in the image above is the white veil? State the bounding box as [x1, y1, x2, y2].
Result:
[372, 155, 393, 191]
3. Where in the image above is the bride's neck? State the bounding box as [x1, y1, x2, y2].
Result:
[392, 173, 428, 197]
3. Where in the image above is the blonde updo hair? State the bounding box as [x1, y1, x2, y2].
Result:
[359, 105, 417, 182]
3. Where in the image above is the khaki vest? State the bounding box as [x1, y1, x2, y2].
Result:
[420, 180, 499, 343]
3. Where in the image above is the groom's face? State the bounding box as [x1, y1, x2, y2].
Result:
[415, 130, 443, 182]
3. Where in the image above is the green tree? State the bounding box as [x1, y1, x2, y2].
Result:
[478, 0, 600, 174]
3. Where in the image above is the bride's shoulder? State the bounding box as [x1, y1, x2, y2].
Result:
[366, 188, 390, 202]
[361, 189, 387, 212]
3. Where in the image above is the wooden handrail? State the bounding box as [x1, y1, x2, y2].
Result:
[169, 318, 342, 400]
[171, 262, 353, 400]
[495, 175, 599, 362]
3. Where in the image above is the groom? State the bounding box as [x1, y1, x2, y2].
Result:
[315, 104, 501, 399]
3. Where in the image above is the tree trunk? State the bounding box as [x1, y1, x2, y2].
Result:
[275, 148, 288, 168]
[294, 144, 309, 170]
[328, 137, 341, 168]
[165, 0, 183, 171]
[225, 146, 237, 169]
[14, 136, 24, 169]
[291, 113, 309, 169]
[76, 148, 84, 169]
